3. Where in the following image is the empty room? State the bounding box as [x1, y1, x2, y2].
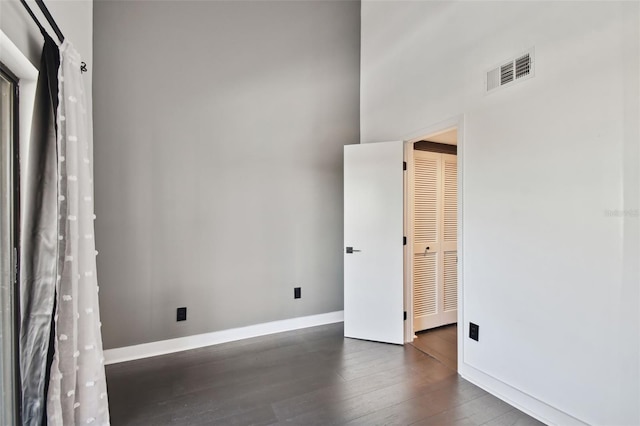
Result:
[1, 0, 638, 425]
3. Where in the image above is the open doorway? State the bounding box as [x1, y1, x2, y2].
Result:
[343, 120, 462, 350]
[405, 127, 459, 371]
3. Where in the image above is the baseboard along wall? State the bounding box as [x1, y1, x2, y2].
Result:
[103, 310, 344, 365]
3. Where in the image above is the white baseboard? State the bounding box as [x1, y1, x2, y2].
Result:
[459, 363, 588, 426]
[103, 310, 344, 365]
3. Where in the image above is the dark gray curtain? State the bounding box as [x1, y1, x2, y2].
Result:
[19, 32, 59, 426]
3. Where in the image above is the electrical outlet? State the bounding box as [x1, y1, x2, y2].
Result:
[177, 307, 187, 322]
[294, 287, 301, 299]
[469, 322, 479, 341]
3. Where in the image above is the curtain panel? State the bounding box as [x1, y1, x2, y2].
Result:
[46, 40, 110, 426]
[19, 32, 60, 426]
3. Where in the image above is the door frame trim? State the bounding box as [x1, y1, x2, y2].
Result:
[402, 115, 465, 372]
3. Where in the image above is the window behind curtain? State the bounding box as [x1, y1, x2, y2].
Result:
[0, 63, 19, 426]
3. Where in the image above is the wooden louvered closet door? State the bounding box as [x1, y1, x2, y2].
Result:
[413, 151, 457, 332]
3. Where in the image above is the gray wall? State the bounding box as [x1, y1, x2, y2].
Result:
[93, 0, 360, 349]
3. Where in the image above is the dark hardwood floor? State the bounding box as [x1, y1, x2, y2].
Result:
[410, 324, 458, 371]
[105, 323, 543, 425]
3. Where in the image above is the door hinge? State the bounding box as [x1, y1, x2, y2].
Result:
[403, 161, 407, 171]
[404, 311, 407, 321]
[403, 236, 407, 246]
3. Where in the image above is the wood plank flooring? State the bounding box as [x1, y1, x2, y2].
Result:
[410, 324, 458, 371]
[105, 323, 543, 425]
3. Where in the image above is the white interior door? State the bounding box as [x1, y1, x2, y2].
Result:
[413, 151, 457, 332]
[344, 141, 404, 345]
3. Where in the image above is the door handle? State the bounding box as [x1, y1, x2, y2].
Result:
[423, 246, 430, 256]
[346, 247, 361, 254]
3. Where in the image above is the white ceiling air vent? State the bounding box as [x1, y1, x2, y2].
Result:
[486, 48, 534, 93]
[501, 61, 514, 85]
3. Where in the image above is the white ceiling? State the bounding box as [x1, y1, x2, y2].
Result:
[423, 128, 457, 145]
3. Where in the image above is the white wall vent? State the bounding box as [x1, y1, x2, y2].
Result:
[486, 48, 535, 93]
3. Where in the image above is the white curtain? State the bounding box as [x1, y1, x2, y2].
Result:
[47, 40, 110, 425]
